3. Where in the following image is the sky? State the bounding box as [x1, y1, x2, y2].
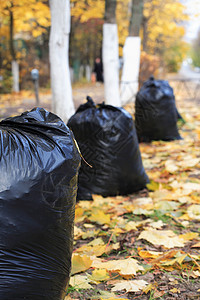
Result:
[182, 0, 200, 42]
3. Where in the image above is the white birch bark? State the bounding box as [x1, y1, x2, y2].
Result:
[49, 0, 75, 123]
[120, 37, 141, 105]
[11, 60, 19, 92]
[103, 23, 121, 106]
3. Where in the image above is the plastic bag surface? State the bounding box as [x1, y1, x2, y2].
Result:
[0, 108, 81, 300]
[68, 97, 149, 200]
[135, 77, 182, 142]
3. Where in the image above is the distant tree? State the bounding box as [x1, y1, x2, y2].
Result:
[120, 0, 144, 105]
[191, 29, 200, 68]
[0, 0, 50, 92]
[49, 0, 74, 122]
[103, 0, 121, 106]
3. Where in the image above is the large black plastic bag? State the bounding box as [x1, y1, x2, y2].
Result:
[0, 108, 80, 300]
[135, 76, 182, 142]
[68, 97, 149, 200]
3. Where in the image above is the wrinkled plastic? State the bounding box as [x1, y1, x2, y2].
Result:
[68, 97, 149, 200]
[135, 76, 182, 142]
[0, 108, 81, 300]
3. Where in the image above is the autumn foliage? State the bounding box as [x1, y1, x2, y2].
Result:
[0, 0, 190, 92]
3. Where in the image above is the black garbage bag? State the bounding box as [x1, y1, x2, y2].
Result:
[0, 108, 81, 300]
[135, 76, 182, 142]
[68, 97, 149, 200]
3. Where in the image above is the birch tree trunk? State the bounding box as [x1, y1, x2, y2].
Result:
[11, 60, 19, 92]
[103, 0, 121, 106]
[49, 0, 75, 122]
[120, 0, 143, 105]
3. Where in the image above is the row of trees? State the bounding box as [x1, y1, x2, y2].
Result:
[1, 0, 189, 120]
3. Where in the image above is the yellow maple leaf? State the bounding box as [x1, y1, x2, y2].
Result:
[138, 250, 163, 259]
[75, 207, 85, 223]
[64, 296, 73, 300]
[138, 229, 185, 248]
[165, 160, 179, 173]
[69, 275, 93, 289]
[192, 242, 200, 248]
[74, 225, 84, 239]
[100, 298, 129, 300]
[111, 279, 148, 292]
[170, 288, 180, 293]
[71, 254, 93, 275]
[92, 258, 144, 276]
[75, 244, 107, 257]
[187, 205, 200, 220]
[162, 253, 188, 266]
[89, 209, 111, 225]
[179, 232, 199, 241]
[88, 269, 110, 283]
[88, 237, 105, 246]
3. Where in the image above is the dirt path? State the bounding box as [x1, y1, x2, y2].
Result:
[0, 83, 104, 120]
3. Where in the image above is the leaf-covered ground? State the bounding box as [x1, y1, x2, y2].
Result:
[67, 97, 200, 300]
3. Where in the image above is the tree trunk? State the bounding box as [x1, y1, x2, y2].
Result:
[129, 0, 144, 36]
[120, 0, 143, 105]
[103, 0, 120, 106]
[142, 16, 148, 52]
[105, 0, 117, 24]
[49, 0, 75, 123]
[11, 60, 19, 92]
[9, 4, 19, 92]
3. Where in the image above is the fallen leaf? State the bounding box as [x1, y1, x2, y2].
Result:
[165, 160, 179, 173]
[88, 237, 105, 246]
[89, 209, 111, 225]
[100, 298, 129, 300]
[71, 254, 93, 275]
[162, 253, 188, 266]
[92, 257, 144, 276]
[192, 242, 200, 248]
[75, 244, 107, 257]
[98, 290, 119, 299]
[155, 201, 180, 211]
[187, 205, 200, 220]
[69, 275, 93, 289]
[111, 279, 148, 292]
[74, 226, 84, 239]
[182, 182, 200, 191]
[138, 229, 185, 248]
[75, 207, 85, 222]
[88, 269, 110, 283]
[149, 220, 165, 229]
[138, 250, 163, 259]
[179, 232, 199, 241]
[170, 287, 180, 293]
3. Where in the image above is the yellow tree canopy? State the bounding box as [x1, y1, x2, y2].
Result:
[0, 0, 50, 39]
[143, 0, 188, 52]
[71, 0, 104, 22]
